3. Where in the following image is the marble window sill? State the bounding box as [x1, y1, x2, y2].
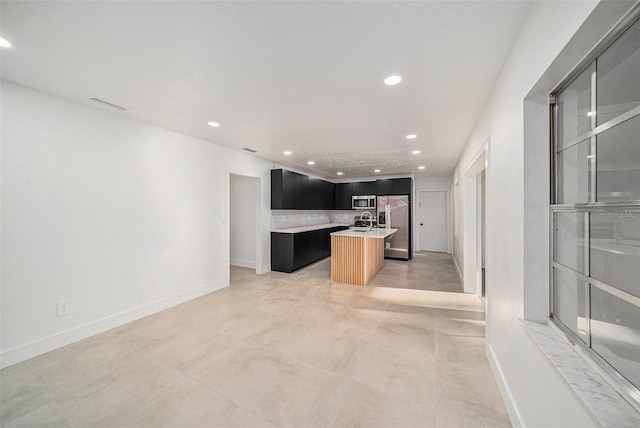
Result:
[521, 319, 640, 428]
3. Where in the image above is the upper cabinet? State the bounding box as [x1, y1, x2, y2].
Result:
[272, 169, 413, 210]
[335, 181, 375, 210]
[334, 183, 353, 210]
[271, 169, 293, 209]
[352, 181, 376, 196]
[312, 178, 335, 210]
[271, 169, 335, 210]
[376, 178, 412, 195]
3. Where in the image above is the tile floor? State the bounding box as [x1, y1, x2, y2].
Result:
[0, 252, 511, 427]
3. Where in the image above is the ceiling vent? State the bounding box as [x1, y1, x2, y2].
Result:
[243, 148, 257, 153]
[87, 97, 127, 112]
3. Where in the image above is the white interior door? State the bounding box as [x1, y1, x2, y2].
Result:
[419, 191, 448, 252]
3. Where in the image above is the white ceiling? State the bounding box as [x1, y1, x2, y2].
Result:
[0, 1, 531, 180]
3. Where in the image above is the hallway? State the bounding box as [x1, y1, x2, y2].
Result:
[1, 253, 509, 427]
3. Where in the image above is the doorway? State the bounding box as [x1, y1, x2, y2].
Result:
[419, 190, 448, 252]
[463, 142, 487, 297]
[477, 170, 486, 298]
[229, 174, 260, 273]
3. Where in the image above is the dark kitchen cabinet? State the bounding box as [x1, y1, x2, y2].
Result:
[376, 179, 391, 196]
[335, 181, 375, 209]
[293, 172, 309, 209]
[273, 169, 412, 209]
[351, 181, 362, 196]
[271, 226, 349, 273]
[352, 181, 376, 196]
[271, 169, 295, 209]
[392, 178, 412, 195]
[363, 181, 377, 195]
[376, 178, 412, 195]
[304, 176, 319, 209]
[334, 183, 353, 210]
[313, 178, 335, 210]
[271, 169, 335, 210]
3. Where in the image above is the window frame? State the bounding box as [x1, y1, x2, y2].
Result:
[549, 13, 640, 410]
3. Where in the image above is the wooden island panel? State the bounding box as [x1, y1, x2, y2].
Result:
[331, 235, 384, 285]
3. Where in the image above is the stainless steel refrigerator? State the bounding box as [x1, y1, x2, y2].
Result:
[377, 195, 411, 260]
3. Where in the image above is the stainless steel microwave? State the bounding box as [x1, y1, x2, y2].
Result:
[352, 195, 376, 209]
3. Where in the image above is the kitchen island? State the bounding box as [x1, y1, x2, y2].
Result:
[330, 228, 397, 285]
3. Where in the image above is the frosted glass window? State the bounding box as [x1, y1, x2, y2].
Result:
[591, 211, 640, 298]
[551, 16, 640, 404]
[553, 212, 586, 274]
[591, 286, 640, 390]
[557, 139, 591, 204]
[553, 268, 588, 344]
[597, 18, 640, 125]
[557, 64, 593, 146]
[596, 115, 640, 202]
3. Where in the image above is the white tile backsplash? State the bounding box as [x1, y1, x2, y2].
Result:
[271, 210, 369, 230]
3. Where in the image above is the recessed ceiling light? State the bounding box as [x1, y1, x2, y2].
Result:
[418, 166, 426, 170]
[0, 37, 11, 48]
[374, 169, 381, 173]
[412, 150, 421, 154]
[406, 134, 417, 139]
[283, 151, 292, 155]
[207, 121, 220, 127]
[307, 161, 315, 165]
[384, 75, 402, 86]
[337, 172, 344, 176]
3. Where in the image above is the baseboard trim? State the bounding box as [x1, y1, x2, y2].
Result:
[230, 258, 256, 269]
[0, 279, 227, 369]
[453, 255, 463, 283]
[486, 344, 523, 428]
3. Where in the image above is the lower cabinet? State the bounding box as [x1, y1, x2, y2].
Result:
[271, 226, 349, 273]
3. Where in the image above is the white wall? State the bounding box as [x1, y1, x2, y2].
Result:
[452, 1, 602, 426]
[230, 174, 258, 269]
[0, 81, 273, 368]
[414, 176, 451, 191]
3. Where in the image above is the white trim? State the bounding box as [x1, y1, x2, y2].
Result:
[464, 142, 488, 176]
[462, 140, 488, 295]
[230, 258, 256, 269]
[453, 254, 463, 282]
[227, 171, 264, 277]
[463, 174, 477, 294]
[487, 343, 522, 428]
[0, 279, 226, 369]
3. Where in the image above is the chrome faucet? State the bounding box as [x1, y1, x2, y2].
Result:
[360, 211, 374, 230]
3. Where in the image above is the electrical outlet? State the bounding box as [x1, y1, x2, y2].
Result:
[57, 300, 71, 317]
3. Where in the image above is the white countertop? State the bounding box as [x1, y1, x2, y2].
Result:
[330, 228, 397, 239]
[272, 223, 350, 234]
